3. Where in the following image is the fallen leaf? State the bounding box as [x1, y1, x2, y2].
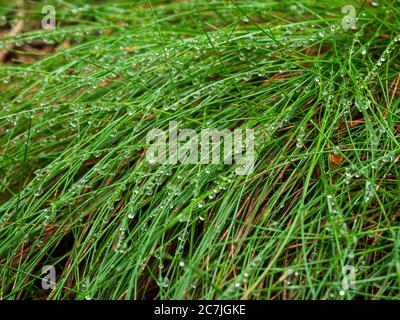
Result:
[329, 153, 343, 166]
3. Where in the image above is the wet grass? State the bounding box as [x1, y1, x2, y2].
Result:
[0, 0, 399, 299]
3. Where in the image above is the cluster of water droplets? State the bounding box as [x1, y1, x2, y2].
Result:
[114, 225, 128, 254]
[325, 192, 350, 237]
[363, 179, 376, 203]
[296, 124, 306, 149]
[344, 165, 362, 185]
[224, 256, 263, 295]
[283, 268, 300, 287]
[39, 206, 57, 228]
[363, 35, 399, 84]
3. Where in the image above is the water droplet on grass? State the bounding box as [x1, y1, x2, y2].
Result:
[34, 186, 43, 197]
[128, 213, 135, 219]
[361, 47, 367, 55]
[158, 277, 169, 288]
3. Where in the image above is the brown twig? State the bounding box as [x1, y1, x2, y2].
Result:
[0, 0, 25, 63]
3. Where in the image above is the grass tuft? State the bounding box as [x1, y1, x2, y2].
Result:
[0, 0, 399, 300]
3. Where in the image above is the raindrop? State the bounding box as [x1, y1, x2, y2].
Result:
[361, 47, 367, 56]
[158, 277, 169, 288]
[94, 150, 102, 157]
[34, 186, 43, 197]
[128, 212, 135, 219]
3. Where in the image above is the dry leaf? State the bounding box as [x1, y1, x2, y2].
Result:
[329, 153, 343, 166]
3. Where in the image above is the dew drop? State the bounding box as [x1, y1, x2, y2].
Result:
[34, 186, 43, 197]
[158, 277, 169, 288]
[128, 213, 135, 219]
[361, 47, 367, 56]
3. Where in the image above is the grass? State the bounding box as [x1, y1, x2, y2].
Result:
[0, 0, 399, 300]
